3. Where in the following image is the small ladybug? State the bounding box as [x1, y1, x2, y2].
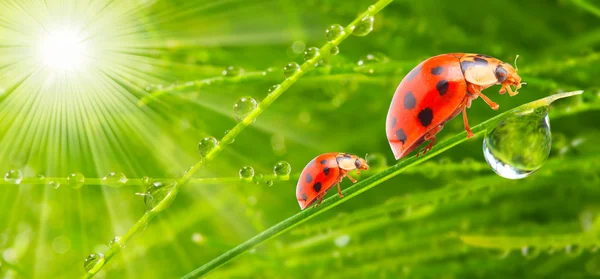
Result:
[296, 153, 369, 210]
[386, 53, 524, 159]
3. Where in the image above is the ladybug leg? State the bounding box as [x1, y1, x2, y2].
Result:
[462, 105, 474, 138]
[313, 194, 325, 208]
[337, 183, 344, 198]
[468, 83, 499, 110]
[417, 125, 444, 157]
[345, 174, 358, 183]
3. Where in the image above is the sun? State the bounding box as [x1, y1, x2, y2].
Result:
[37, 26, 88, 71]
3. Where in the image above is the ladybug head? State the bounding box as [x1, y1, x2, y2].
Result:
[354, 157, 369, 172]
[495, 56, 523, 97]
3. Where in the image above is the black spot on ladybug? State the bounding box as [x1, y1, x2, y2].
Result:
[431, 66, 444, 76]
[474, 57, 489, 65]
[460, 61, 477, 72]
[405, 64, 422, 81]
[323, 167, 330, 176]
[403, 91, 416, 109]
[395, 128, 406, 144]
[390, 117, 397, 128]
[495, 66, 508, 83]
[418, 108, 434, 127]
[476, 54, 492, 58]
[313, 182, 322, 192]
[320, 159, 327, 165]
[301, 193, 308, 201]
[436, 80, 449, 96]
[305, 173, 313, 183]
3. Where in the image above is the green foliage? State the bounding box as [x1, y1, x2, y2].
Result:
[0, 0, 599, 278]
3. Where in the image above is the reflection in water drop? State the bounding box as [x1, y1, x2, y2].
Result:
[239, 166, 255, 179]
[84, 253, 105, 273]
[483, 106, 551, 179]
[4, 170, 23, 184]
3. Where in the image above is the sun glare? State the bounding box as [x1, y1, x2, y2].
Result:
[38, 27, 87, 71]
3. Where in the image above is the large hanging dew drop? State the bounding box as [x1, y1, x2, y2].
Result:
[352, 16, 374, 36]
[67, 172, 85, 189]
[239, 166, 255, 179]
[483, 106, 551, 179]
[198, 137, 218, 157]
[325, 24, 345, 42]
[233, 97, 258, 122]
[83, 253, 105, 273]
[102, 172, 128, 187]
[283, 62, 300, 79]
[273, 161, 292, 176]
[4, 170, 23, 184]
[144, 181, 177, 213]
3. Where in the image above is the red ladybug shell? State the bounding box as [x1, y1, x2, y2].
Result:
[296, 153, 341, 210]
[386, 54, 470, 159]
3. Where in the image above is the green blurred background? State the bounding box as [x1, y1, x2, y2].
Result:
[0, 0, 599, 278]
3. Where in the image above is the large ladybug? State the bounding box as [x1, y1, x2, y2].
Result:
[296, 153, 369, 210]
[386, 53, 524, 159]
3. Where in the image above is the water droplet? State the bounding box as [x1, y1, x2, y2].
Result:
[223, 130, 235, 144]
[49, 181, 61, 189]
[325, 24, 345, 42]
[283, 62, 300, 79]
[483, 106, 551, 179]
[291, 41, 305, 54]
[233, 97, 258, 122]
[67, 172, 85, 189]
[198, 137, 218, 157]
[239, 166, 255, 179]
[254, 174, 264, 185]
[191, 233, 205, 244]
[304, 47, 319, 61]
[353, 16, 374, 36]
[521, 246, 540, 259]
[109, 236, 122, 248]
[265, 180, 274, 186]
[273, 161, 292, 176]
[37, 174, 45, 180]
[268, 85, 280, 93]
[83, 253, 105, 273]
[330, 46, 339, 55]
[141, 176, 151, 185]
[102, 172, 128, 187]
[4, 170, 23, 184]
[357, 53, 388, 66]
[222, 66, 244, 76]
[334, 235, 351, 248]
[366, 153, 387, 169]
[565, 244, 582, 257]
[144, 181, 177, 213]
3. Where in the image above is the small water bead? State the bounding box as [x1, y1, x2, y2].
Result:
[83, 253, 105, 273]
[268, 84, 280, 93]
[357, 53, 388, 66]
[109, 236, 122, 248]
[144, 181, 177, 213]
[283, 62, 300, 79]
[223, 130, 235, 144]
[254, 174, 264, 185]
[102, 172, 127, 187]
[483, 106, 551, 179]
[521, 246, 540, 259]
[141, 176, 151, 185]
[565, 244, 582, 257]
[233, 97, 258, 122]
[222, 66, 244, 76]
[4, 170, 23, 184]
[330, 46, 339, 55]
[352, 16, 374, 36]
[325, 24, 345, 42]
[273, 161, 292, 176]
[37, 174, 45, 180]
[67, 172, 85, 189]
[364, 153, 387, 169]
[239, 166, 255, 179]
[265, 180, 274, 186]
[198, 137, 218, 157]
[304, 47, 319, 61]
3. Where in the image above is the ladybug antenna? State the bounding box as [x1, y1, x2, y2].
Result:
[514, 54, 520, 71]
[365, 153, 369, 162]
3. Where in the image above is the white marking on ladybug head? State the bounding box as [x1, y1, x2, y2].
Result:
[337, 154, 357, 171]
